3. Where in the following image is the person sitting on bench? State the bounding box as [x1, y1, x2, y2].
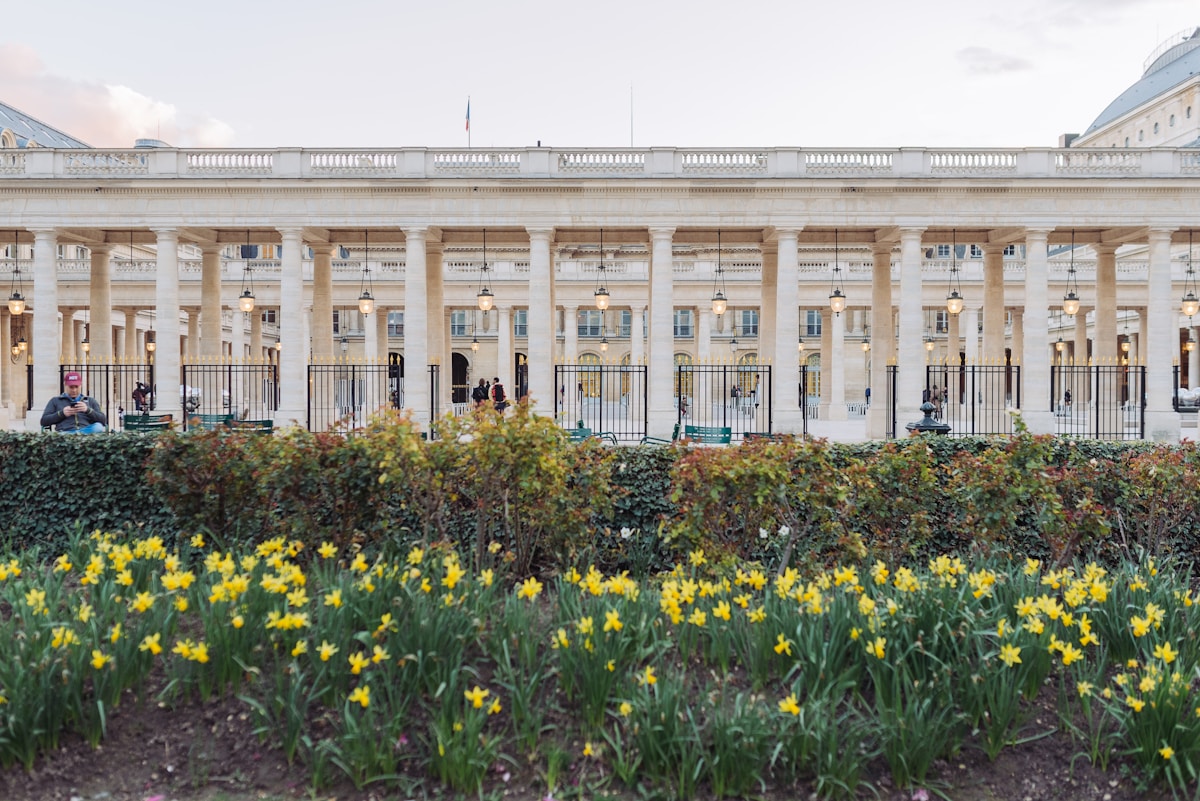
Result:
[42, 372, 107, 434]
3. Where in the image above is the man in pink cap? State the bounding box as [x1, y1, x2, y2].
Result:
[41, 372, 107, 433]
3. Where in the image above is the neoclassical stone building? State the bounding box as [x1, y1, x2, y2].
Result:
[3, 32, 1200, 441]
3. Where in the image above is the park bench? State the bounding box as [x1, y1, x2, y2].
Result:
[683, 424, 732, 444]
[566, 427, 620, 445]
[123, 413, 173, 433]
[640, 422, 681, 446]
[228, 419, 274, 435]
[187, 413, 235, 431]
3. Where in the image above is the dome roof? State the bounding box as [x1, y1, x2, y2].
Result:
[1083, 28, 1200, 137]
[0, 101, 90, 148]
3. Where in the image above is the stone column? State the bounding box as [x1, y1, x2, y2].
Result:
[61, 311, 75, 365]
[310, 244, 334, 360]
[1190, 326, 1200, 389]
[1137, 308, 1149, 363]
[1146, 229, 1181, 440]
[697, 308, 712, 362]
[827, 307, 847, 420]
[403, 228, 430, 428]
[982, 243, 1006, 362]
[964, 306, 980, 364]
[1021, 229, 1053, 433]
[201, 245, 223, 358]
[631, 305, 645, 365]
[274, 228, 305, 427]
[425, 240, 446, 415]
[564, 305, 579, 363]
[149, 229, 182, 420]
[124, 309, 138, 361]
[89, 245, 113, 361]
[363, 305, 379, 361]
[186, 310, 200, 360]
[1094, 245, 1118, 362]
[1073, 311, 1089, 364]
[867, 243, 894, 438]
[773, 230, 801, 432]
[897, 229, 926, 417]
[760, 239, 778, 374]
[376, 308, 390, 358]
[526, 228, 555, 412]
[819, 308, 832, 410]
[497, 304, 512, 393]
[250, 307, 263, 359]
[647, 226, 676, 436]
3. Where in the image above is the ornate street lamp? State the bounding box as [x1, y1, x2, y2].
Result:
[7, 231, 24, 316]
[946, 230, 963, 315]
[358, 230, 375, 316]
[239, 230, 256, 313]
[1063, 230, 1081, 317]
[477, 228, 494, 312]
[711, 229, 728, 316]
[829, 230, 846, 315]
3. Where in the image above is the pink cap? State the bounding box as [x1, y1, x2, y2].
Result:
[64, 372, 82, 383]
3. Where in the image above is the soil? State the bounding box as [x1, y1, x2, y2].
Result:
[0, 687, 1153, 801]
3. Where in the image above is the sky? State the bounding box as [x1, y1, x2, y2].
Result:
[1, 0, 1197, 150]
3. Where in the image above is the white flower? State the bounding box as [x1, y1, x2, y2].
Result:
[778, 525, 791, 538]
[620, 527, 633, 540]
[759, 527, 769, 540]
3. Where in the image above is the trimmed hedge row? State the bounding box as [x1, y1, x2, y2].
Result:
[2, 412, 1196, 573]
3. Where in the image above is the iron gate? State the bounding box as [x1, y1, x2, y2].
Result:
[677, 363, 772, 440]
[1051, 363, 1145, 440]
[554, 363, 648, 442]
[181, 360, 279, 427]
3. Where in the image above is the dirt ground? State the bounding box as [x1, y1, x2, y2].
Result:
[0, 686, 1153, 801]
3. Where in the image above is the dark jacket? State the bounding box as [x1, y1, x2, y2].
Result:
[41, 393, 108, 432]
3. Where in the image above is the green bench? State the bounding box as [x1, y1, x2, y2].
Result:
[640, 423, 681, 446]
[683, 424, 732, 444]
[566, 427, 620, 445]
[188, 413, 235, 431]
[229, 419, 274, 435]
[124, 413, 173, 433]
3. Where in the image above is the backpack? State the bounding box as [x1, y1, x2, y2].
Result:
[492, 383, 506, 403]
[471, 385, 487, 402]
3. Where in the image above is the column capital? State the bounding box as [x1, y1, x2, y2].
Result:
[151, 228, 179, 238]
[1023, 228, 1053, 241]
[766, 226, 802, 242]
[526, 227, 556, 242]
[403, 227, 429, 243]
[309, 243, 335, 257]
[981, 242, 1007, 256]
[1148, 227, 1176, 242]
[898, 227, 925, 240]
[276, 227, 303, 239]
[89, 243, 114, 255]
[200, 242, 223, 255]
[870, 242, 896, 256]
[1093, 243, 1118, 257]
[647, 226, 676, 241]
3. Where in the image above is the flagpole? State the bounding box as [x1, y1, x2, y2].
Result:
[466, 96, 471, 149]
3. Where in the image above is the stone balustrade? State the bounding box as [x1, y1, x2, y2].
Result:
[8, 146, 1200, 180]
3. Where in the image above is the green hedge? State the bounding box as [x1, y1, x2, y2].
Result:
[4, 415, 1199, 572]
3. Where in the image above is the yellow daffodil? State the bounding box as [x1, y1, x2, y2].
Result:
[91, 649, 110, 669]
[318, 542, 337, 559]
[349, 684, 370, 708]
[318, 641, 338, 661]
[292, 640, 308, 657]
[999, 643, 1022, 667]
[464, 685, 490, 709]
[1161, 746, 1175, 760]
[619, 701, 633, 717]
[778, 694, 801, 715]
[348, 652, 369, 675]
[140, 633, 163, 655]
[867, 637, 886, 660]
[640, 665, 657, 686]
[517, 576, 543, 601]
[774, 634, 793, 656]
[1154, 642, 1179, 664]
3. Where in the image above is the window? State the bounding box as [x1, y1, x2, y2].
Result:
[1189, 106, 1194, 119]
[577, 309, 603, 337]
[1124, 136, 1130, 148]
[1138, 130, 1144, 142]
[673, 309, 693, 338]
[618, 309, 632, 337]
[387, 311, 404, 337]
[333, 310, 342, 334]
[739, 309, 759, 336]
[936, 244, 951, 258]
[1154, 122, 1160, 134]
[261, 309, 277, 324]
[1003, 244, 1016, 256]
[513, 309, 527, 337]
[674, 352, 694, 397]
[805, 310, 823, 337]
[1170, 114, 1177, 127]
[970, 244, 983, 258]
[450, 310, 468, 337]
[936, 311, 949, 333]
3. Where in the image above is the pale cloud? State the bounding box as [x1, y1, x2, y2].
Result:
[955, 46, 1034, 76]
[0, 42, 234, 147]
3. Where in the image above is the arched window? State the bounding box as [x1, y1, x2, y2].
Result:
[1138, 130, 1144, 142]
[804, 354, 822, 399]
[578, 352, 601, 398]
[736, 352, 760, 398]
[1153, 122, 1160, 134]
[674, 352, 693, 399]
[0, 129, 15, 149]
[1170, 114, 1177, 127]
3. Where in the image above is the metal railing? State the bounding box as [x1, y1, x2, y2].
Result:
[920, 363, 1022, 438]
[1052, 364, 1145, 440]
[308, 360, 396, 433]
[676, 364, 772, 440]
[553, 363, 648, 443]
[181, 361, 279, 428]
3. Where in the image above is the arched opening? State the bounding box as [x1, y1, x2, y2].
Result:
[515, 352, 528, 399]
[578, 352, 601, 398]
[451, 352, 469, 404]
[674, 352, 693, 399]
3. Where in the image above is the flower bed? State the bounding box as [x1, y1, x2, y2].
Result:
[3, 529, 1199, 799]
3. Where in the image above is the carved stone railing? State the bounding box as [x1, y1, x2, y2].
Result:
[9, 146, 1200, 180]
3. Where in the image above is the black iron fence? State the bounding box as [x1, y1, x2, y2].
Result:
[886, 364, 898, 439]
[1051, 363, 1145, 440]
[428, 364, 441, 439]
[59, 362, 154, 430]
[676, 363, 772, 440]
[181, 360, 278, 428]
[554, 363, 648, 442]
[308, 359, 395, 433]
[1174, 364, 1199, 414]
[887, 363, 1021, 438]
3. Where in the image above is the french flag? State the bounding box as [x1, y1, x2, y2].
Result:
[465, 99, 470, 132]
